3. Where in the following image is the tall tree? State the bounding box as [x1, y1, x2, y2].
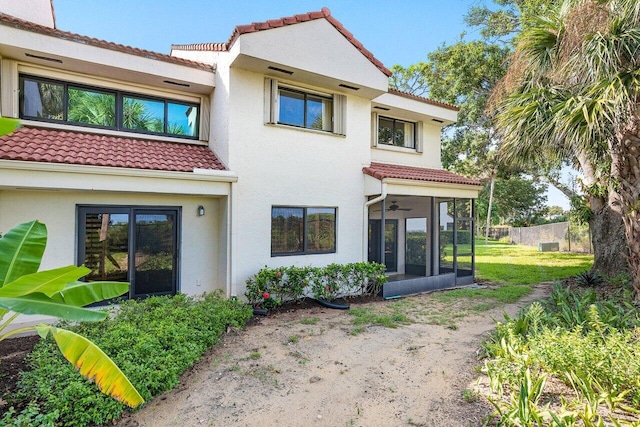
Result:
[493, 0, 640, 299]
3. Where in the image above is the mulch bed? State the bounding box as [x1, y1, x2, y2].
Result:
[0, 334, 39, 408]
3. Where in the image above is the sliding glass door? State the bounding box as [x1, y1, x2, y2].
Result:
[78, 206, 180, 299]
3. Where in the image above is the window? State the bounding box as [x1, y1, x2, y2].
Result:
[265, 78, 346, 135]
[77, 206, 180, 299]
[271, 206, 336, 256]
[19, 75, 199, 139]
[279, 87, 333, 131]
[378, 116, 415, 148]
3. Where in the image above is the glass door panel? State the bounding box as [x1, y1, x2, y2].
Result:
[439, 200, 454, 274]
[368, 219, 398, 272]
[405, 217, 427, 276]
[83, 212, 129, 282]
[456, 219, 473, 278]
[133, 212, 176, 297]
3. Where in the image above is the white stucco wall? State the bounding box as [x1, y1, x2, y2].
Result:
[0, 0, 54, 28]
[371, 122, 444, 169]
[225, 68, 372, 297]
[0, 190, 226, 295]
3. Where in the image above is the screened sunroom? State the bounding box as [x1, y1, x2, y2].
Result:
[363, 163, 481, 298]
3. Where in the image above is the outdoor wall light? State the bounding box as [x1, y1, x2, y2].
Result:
[197, 205, 205, 216]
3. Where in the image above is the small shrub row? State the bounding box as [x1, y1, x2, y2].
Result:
[482, 282, 640, 425]
[244, 262, 387, 309]
[7, 292, 252, 427]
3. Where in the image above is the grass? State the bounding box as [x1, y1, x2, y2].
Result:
[475, 240, 593, 285]
[350, 241, 593, 331]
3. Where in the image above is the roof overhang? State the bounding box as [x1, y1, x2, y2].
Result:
[0, 160, 236, 196]
[364, 174, 480, 199]
[227, 19, 389, 99]
[0, 22, 215, 95]
[372, 92, 458, 125]
[363, 162, 481, 199]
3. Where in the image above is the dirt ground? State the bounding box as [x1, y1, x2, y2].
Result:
[116, 283, 552, 427]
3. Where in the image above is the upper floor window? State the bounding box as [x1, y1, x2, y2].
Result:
[378, 116, 415, 149]
[265, 78, 346, 135]
[19, 75, 199, 139]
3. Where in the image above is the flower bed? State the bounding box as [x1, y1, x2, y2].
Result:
[244, 262, 387, 310]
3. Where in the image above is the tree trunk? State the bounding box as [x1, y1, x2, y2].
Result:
[575, 149, 629, 279]
[612, 119, 640, 302]
[485, 174, 496, 244]
[589, 196, 629, 277]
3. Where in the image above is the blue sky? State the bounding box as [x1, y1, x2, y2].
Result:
[51, 0, 570, 209]
[53, 0, 481, 68]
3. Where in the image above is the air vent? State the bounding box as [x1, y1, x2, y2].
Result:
[373, 106, 390, 111]
[339, 83, 360, 91]
[431, 118, 444, 123]
[268, 66, 294, 75]
[25, 53, 62, 63]
[163, 80, 190, 87]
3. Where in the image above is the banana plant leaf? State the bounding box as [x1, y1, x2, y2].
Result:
[0, 220, 47, 287]
[0, 117, 20, 136]
[51, 280, 129, 306]
[0, 293, 107, 322]
[37, 325, 144, 408]
[0, 265, 88, 298]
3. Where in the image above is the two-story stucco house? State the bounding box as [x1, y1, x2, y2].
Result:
[0, 1, 481, 318]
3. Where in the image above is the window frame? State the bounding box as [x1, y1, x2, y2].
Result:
[271, 206, 337, 256]
[377, 115, 416, 149]
[76, 205, 182, 300]
[265, 78, 347, 136]
[19, 74, 200, 139]
[277, 86, 333, 131]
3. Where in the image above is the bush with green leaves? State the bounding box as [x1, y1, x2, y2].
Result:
[244, 262, 387, 308]
[7, 292, 252, 427]
[574, 270, 604, 287]
[483, 282, 640, 425]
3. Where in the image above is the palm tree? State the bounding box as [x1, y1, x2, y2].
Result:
[494, 0, 640, 300]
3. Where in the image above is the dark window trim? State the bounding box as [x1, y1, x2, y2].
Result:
[76, 205, 182, 300]
[277, 86, 333, 132]
[19, 74, 200, 139]
[378, 115, 416, 149]
[271, 205, 337, 256]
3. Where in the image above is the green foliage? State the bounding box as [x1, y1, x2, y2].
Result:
[475, 240, 593, 285]
[575, 270, 604, 287]
[349, 307, 411, 330]
[10, 292, 252, 426]
[483, 283, 640, 424]
[244, 263, 387, 307]
[477, 175, 549, 227]
[1, 402, 58, 427]
[0, 220, 143, 408]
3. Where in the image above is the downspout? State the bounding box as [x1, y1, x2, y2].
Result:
[363, 180, 387, 260]
[227, 181, 236, 298]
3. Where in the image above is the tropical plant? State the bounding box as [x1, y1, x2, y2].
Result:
[493, 0, 640, 301]
[0, 220, 143, 408]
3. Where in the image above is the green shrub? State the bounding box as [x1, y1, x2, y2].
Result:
[9, 292, 252, 427]
[244, 262, 386, 306]
[484, 283, 640, 424]
[575, 270, 604, 287]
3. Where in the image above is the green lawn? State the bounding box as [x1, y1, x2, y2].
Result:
[475, 240, 593, 285]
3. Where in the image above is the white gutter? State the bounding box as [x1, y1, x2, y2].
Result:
[362, 180, 387, 260]
[227, 181, 237, 298]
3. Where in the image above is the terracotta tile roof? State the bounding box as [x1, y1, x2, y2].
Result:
[171, 7, 392, 77]
[388, 89, 460, 112]
[0, 127, 226, 172]
[363, 162, 481, 187]
[0, 13, 214, 72]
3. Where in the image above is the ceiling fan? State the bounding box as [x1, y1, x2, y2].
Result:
[373, 201, 413, 212]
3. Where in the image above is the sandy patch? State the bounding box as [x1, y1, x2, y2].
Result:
[117, 284, 551, 427]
